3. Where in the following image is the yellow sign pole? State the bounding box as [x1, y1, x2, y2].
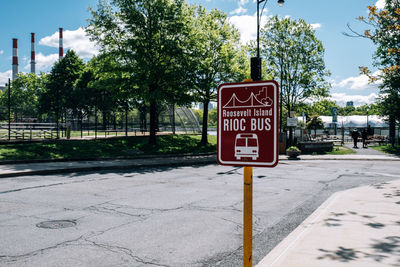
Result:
[243, 166, 253, 267]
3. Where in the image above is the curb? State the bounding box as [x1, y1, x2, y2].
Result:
[0, 152, 216, 165]
[0, 156, 217, 179]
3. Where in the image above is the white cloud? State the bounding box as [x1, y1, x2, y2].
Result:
[230, 6, 248, 15]
[330, 92, 378, 107]
[230, 0, 249, 15]
[0, 50, 4, 55]
[0, 70, 12, 85]
[375, 0, 385, 9]
[36, 53, 59, 72]
[229, 12, 269, 44]
[334, 71, 382, 91]
[39, 27, 99, 59]
[310, 23, 321, 30]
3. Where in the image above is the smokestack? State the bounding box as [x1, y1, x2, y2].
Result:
[12, 38, 18, 80]
[59, 28, 63, 59]
[31, 33, 36, 74]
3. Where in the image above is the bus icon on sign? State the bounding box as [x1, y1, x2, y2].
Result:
[234, 133, 259, 160]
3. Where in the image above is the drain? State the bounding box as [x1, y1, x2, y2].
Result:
[36, 220, 76, 229]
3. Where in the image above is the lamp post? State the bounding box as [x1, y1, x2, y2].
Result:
[245, 3, 285, 267]
[251, 0, 284, 81]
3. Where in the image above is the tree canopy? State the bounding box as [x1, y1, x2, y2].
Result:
[189, 6, 247, 144]
[87, 0, 195, 145]
[259, 16, 331, 118]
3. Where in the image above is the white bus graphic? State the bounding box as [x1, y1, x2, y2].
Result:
[234, 133, 259, 160]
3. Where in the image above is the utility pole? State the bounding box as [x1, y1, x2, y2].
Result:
[7, 78, 11, 140]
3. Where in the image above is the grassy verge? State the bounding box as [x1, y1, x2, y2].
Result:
[370, 144, 400, 156]
[307, 146, 355, 156]
[326, 146, 356, 155]
[0, 135, 217, 161]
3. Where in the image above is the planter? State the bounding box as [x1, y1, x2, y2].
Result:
[286, 150, 301, 160]
[298, 141, 333, 153]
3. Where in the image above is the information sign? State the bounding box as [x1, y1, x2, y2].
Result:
[217, 81, 279, 167]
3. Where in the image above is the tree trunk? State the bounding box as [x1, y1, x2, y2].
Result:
[171, 105, 176, 135]
[94, 107, 98, 140]
[389, 115, 395, 147]
[80, 110, 83, 139]
[201, 100, 209, 145]
[125, 106, 128, 137]
[149, 100, 157, 145]
[103, 111, 107, 132]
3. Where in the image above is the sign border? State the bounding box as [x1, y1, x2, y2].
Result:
[217, 80, 279, 167]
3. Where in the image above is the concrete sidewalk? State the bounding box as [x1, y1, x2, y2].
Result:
[257, 179, 400, 267]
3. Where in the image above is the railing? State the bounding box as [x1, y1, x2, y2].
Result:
[0, 123, 60, 140]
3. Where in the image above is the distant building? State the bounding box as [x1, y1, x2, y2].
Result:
[198, 102, 216, 110]
[346, 101, 354, 107]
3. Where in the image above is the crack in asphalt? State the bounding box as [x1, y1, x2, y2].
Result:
[0, 177, 111, 195]
[0, 220, 166, 266]
[83, 239, 170, 267]
[0, 235, 85, 263]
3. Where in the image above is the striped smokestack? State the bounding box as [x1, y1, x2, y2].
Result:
[31, 33, 36, 74]
[12, 38, 18, 80]
[59, 28, 63, 59]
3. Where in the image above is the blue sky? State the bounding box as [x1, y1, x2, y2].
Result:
[0, 0, 385, 106]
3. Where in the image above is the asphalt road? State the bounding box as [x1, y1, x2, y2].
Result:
[1, 160, 400, 266]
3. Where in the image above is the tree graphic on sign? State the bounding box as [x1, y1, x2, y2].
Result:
[223, 87, 273, 108]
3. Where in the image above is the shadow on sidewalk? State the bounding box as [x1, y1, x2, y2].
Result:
[315, 184, 400, 265]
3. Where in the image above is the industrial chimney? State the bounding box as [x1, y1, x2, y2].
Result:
[12, 38, 18, 80]
[59, 28, 63, 59]
[31, 33, 36, 74]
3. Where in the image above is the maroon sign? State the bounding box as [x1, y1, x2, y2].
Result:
[217, 80, 279, 167]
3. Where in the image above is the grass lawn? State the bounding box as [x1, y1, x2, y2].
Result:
[326, 146, 356, 155]
[370, 144, 400, 156]
[0, 134, 217, 161]
[307, 145, 355, 156]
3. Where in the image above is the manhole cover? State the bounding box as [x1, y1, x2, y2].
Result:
[36, 220, 76, 229]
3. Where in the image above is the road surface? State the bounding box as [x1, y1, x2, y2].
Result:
[1, 160, 399, 266]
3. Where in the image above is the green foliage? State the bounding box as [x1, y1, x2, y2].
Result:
[191, 109, 203, 124]
[39, 50, 84, 119]
[371, 144, 400, 156]
[286, 146, 300, 152]
[306, 115, 325, 135]
[0, 135, 217, 161]
[0, 73, 47, 121]
[257, 16, 330, 116]
[87, 0, 195, 144]
[353, 2, 400, 125]
[208, 109, 217, 126]
[325, 146, 355, 155]
[188, 6, 247, 144]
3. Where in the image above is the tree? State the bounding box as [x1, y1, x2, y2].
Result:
[189, 7, 247, 144]
[87, 0, 194, 145]
[347, 1, 400, 145]
[0, 73, 46, 121]
[258, 16, 331, 137]
[39, 50, 84, 136]
[306, 115, 325, 136]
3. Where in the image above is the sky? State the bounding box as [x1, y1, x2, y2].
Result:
[0, 0, 386, 106]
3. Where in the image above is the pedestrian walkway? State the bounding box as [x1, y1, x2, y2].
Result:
[257, 179, 400, 267]
[343, 143, 388, 156]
